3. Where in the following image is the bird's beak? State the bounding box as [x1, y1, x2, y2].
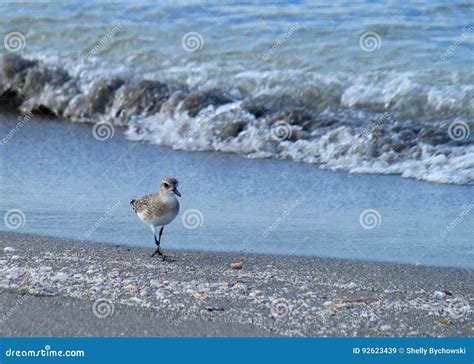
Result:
[173, 188, 181, 197]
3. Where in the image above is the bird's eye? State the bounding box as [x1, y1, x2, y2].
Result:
[163, 183, 169, 188]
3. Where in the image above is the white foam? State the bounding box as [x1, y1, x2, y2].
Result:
[125, 104, 474, 185]
[5, 54, 473, 185]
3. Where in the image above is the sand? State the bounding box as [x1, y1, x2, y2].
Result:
[0, 232, 472, 337]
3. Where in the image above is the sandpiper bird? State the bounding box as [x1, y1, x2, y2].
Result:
[130, 177, 181, 260]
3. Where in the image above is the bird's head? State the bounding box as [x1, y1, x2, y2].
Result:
[160, 177, 181, 197]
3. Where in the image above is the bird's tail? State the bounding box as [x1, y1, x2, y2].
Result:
[130, 199, 137, 213]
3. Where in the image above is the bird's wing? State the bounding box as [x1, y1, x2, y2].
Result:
[130, 194, 152, 213]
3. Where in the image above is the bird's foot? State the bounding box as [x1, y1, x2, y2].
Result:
[150, 248, 161, 258]
[150, 249, 174, 262]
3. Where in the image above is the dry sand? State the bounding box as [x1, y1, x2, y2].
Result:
[0, 232, 472, 337]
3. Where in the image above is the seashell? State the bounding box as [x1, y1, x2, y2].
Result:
[231, 261, 243, 269]
[125, 283, 137, 292]
[438, 319, 452, 325]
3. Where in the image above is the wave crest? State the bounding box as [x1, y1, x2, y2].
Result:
[1, 54, 472, 185]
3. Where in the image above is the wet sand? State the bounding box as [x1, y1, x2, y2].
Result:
[0, 232, 472, 337]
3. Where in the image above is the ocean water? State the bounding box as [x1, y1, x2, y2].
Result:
[0, 2, 473, 268]
[0, 0, 473, 184]
[0, 115, 473, 268]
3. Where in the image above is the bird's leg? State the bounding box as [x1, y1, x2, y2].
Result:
[151, 227, 175, 262]
[150, 226, 165, 259]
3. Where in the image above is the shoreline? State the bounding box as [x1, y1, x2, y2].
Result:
[6, 229, 473, 272]
[2, 112, 473, 268]
[0, 232, 472, 337]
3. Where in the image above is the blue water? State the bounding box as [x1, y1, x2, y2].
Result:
[0, 1, 473, 267]
[0, 115, 472, 268]
[2, 0, 473, 76]
[1, 0, 473, 184]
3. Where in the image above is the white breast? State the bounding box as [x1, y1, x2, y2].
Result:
[137, 194, 179, 228]
[144, 210, 178, 227]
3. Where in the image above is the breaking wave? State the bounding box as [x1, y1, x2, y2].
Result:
[0, 53, 472, 185]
